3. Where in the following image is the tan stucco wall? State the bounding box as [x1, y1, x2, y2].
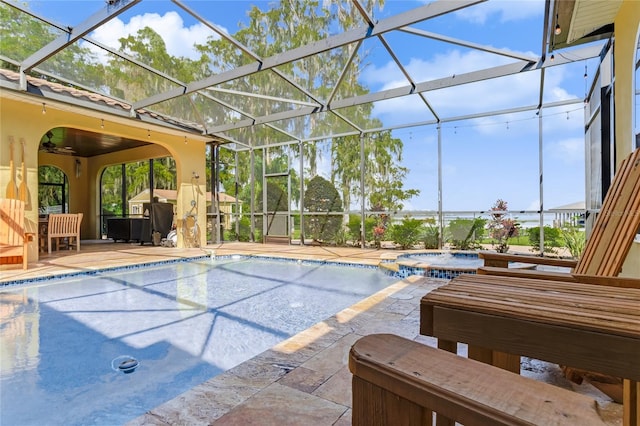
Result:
[614, 1, 640, 161]
[614, 3, 640, 278]
[0, 92, 209, 260]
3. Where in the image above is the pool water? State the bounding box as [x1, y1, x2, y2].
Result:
[398, 252, 482, 268]
[0, 257, 396, 426]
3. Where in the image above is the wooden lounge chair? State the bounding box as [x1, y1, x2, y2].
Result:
[0, 198, 34, 269]
[478, 147, 640, 282]
[47, 213, 83, 254]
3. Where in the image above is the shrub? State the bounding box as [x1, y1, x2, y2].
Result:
[303, 176, 343, 242]
[228, 216, 253, 242]
[447, 218, 486, 250]
[561, 225, 586, 259]
[423, 217, 440, 249]
[347, 214, 377, 245]
[332, 225, 348, 246]
[347, 214, 362, 244]
[527, 226, 562, 254]
[388, 216, 425, 249]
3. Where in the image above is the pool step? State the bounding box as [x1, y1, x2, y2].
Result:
[378, 261, 399, 274]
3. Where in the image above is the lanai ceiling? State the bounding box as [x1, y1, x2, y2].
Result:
[0, 0, 621, 156]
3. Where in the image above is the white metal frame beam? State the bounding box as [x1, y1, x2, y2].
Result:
[18, 0, 141, 73]
[208, 43, 601, 137]
[133, 0, 484, 110]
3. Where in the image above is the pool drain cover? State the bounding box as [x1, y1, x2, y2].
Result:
[112, 355, 140, 374]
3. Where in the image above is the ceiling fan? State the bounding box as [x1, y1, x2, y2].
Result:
[40, 131, 75, 155]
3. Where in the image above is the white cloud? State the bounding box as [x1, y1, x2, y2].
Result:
[362, 49, 548, 123]
[363, 50, 520, 89]
[359, 39, 590, 133]
[87, 12, 217, 62]
[453, 0, 543, 25]
[546, 137, 583, 163]
[526, 199, 541, 211]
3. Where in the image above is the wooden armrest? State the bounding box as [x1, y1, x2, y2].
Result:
[479, 250, 578, 268]
[350, 334, 607, 426]
[572, 274, 640, 289]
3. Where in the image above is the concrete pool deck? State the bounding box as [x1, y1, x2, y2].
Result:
[0, 241, 622, 425]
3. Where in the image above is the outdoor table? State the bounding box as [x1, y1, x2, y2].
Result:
[420, 274, 640, 426]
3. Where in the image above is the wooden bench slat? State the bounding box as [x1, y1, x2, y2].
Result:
[350, 334, 607, 426]
[455, 274, 640, 297]
[421, 278, 640, 338]
[448, 276, 640, 313]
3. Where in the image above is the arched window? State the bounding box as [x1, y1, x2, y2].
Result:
[38, 165, 69, 215]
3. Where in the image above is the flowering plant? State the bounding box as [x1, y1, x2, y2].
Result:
[373, 225, 385, 248]
[487, 199, 519, 253]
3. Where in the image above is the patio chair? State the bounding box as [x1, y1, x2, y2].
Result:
[0, 198, 34, 269]
[478, 147, 640, 283]
[47, 213, 83, 254]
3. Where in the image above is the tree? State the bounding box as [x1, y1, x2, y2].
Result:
[254, 180, 289, 239]
[332, 130, 419, 213]
[256, 180, 288, 212]
[105, 26, 209, 119]
[1, 3, 105, 86]
[195, 0, 409, 203]
[37, 166, 67, 212]
[303, 175, 343, 242]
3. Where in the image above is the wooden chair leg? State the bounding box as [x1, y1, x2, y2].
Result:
[437, 339, 456, 353]
[492, 351, 520, 374]
[624, 379, 639, 426]
[468, 345, 493, 364]
[468, 345, 520, 374]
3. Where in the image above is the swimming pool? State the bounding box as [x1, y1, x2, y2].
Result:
[0, 256, 397, 426]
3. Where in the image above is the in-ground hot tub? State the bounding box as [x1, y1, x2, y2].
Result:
[394, 251, 482, 279]
[390, 251, 537, 279]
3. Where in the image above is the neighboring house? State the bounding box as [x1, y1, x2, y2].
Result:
[548, 201, 585, 228]
[128, 188, 241, 229]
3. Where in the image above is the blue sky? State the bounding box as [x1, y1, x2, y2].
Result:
[24, 0, 601, 213]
